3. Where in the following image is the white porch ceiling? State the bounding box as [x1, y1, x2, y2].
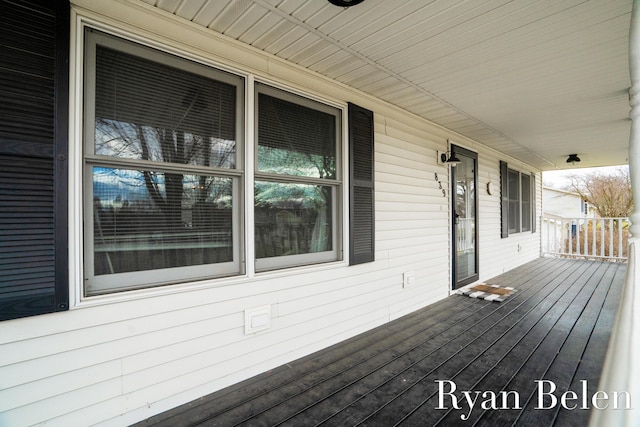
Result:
[141, 0, 632, 171]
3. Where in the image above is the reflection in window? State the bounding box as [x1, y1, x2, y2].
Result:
[255, 84, 341, 270]
[83, 29, 345, 293]
[254, 181, 332, 258]
[94, 44, 238, 168]
[92, 167, 233, 275]
[257, 93, 336, 179]
[521, 174, 531, 232]
[503, 167, 534, 235]
[95, 119, 236, 169]
[508, 168, 520, 233]
[84, 29, 243, 294]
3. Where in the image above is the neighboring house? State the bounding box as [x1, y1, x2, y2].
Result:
[541, 186, 592, 256]
[542, 186, 592, 219]
[0, 1, 634, 426]
[541, 186, 628, 261]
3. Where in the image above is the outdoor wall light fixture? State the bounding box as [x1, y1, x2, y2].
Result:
[440, 150, 461, 167]
[328, 0, 365, 7]
[566, 154, 581, 164]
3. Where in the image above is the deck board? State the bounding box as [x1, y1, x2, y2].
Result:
[135, 258, 626, 427]
[514, 261, 620, 426]
[552, 263, 628, 427]
[473, 260, 616, 426]
[405, 260, 602, 426]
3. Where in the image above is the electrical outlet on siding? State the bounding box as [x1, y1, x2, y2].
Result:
[403, 271, 415, 288]
[244, 305, 271, 335]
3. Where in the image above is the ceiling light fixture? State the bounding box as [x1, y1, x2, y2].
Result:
[328, 0, 365, 7]
[566, 154, 581, 164]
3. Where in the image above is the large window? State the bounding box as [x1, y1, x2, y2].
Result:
[82, 29, 350, 296]
[254, 84, 342, 271]
[83, 29, 244, 295]
[501, 161, 535, 237]
[521, 173, 532, 232]
[507, 168, 520, 234]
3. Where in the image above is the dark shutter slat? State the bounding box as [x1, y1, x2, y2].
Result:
[0, 245, 54, 254]
[352, 187, 373, 253]
[0, 0, 69, 321]
[500, 160, 509, 239]
[348, 103, 375, 265]
[0, 155, 56, 317]
[0, 0, 57, 146]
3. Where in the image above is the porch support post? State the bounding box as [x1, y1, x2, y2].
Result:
[631, 0, 640, 240]
[590, 1, 640, 426]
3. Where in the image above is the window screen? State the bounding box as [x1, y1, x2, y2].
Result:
[254, 84, 341, 270]
[84, 29, 243, 295]
[521, 174, 531, 232]
[93, 44, 237, 168]
[508, 168, 520, 233]
[257, 93, 336, 179]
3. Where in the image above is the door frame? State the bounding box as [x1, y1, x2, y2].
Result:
[451, 144, 479, 289]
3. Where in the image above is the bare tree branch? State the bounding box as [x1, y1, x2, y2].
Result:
[570, 167, 633, 218]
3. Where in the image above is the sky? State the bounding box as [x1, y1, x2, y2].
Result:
[542, 165, 629, 191]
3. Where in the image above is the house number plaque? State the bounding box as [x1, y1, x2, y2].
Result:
[434, 173, 446, 197]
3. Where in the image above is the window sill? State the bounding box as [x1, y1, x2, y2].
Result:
[73, 259, 349, 309]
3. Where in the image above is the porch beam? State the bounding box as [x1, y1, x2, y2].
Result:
[590, 1, 640, 426]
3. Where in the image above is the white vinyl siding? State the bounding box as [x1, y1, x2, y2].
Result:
[0, 1, 541, 426]
[478, 149, 541, 279]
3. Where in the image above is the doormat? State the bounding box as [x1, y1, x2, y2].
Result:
[456, 283, 517, 302]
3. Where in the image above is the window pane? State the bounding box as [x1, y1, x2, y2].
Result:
[508, 169, 520, 232]
[255, 181, 333, 258]
[521, 174, 531, 231]
[92, 166, 233, 275]
[94, 45, 237, 168]
[257, 93, 336, 179]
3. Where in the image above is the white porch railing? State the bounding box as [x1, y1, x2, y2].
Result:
[541, 216, 629, 261]
[456, 218, 474, 252]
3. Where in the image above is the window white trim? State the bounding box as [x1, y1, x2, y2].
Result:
[245, 74, 256, 278]
[82, 26, 245, 295]
[506, 167, 534, 235]
[69, 13, 349, 301]
[253, 82, 343, 271]
[507, 167, 521, 234]
[255, 185, 341, 271]
[521, 173, 532, 232]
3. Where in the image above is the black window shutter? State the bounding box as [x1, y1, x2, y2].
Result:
[531, 173, 537, 233]
[500, 160, 509, 239]
[0, 0, 69, 321]
[348, 103, 375, 265]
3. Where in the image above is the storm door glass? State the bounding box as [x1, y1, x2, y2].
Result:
[452, 146, 478, 288]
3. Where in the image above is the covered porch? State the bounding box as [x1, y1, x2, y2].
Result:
[137, 257, 626, 426]
[2, 1, 640, 425]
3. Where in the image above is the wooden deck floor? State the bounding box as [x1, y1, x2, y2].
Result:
[136, 258, 626, 427]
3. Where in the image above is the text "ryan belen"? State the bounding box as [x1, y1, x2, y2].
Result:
[435, 379, 631, 420]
